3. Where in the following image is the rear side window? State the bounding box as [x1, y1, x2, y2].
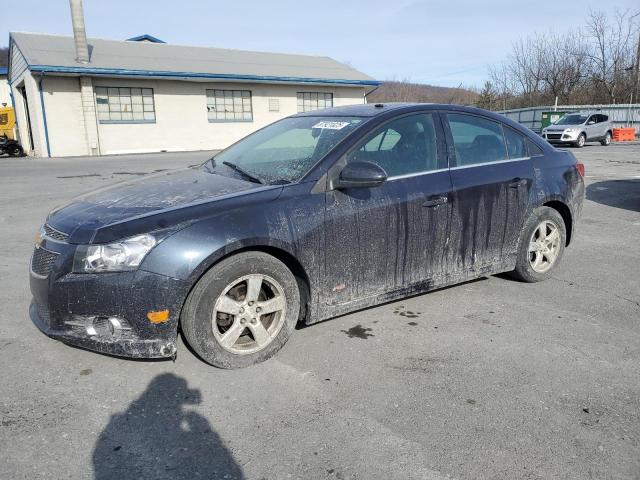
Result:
[347, 113, 439, 177]
[447, 113, 507, 166]
[503, 127, 527, 159]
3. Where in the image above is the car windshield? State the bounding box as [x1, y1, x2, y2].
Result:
[555, 114, 588, 125]
[204, 116, 365, 184]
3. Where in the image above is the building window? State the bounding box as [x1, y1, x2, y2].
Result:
[95, 87, 156, 123]
[207, 89, 252, 122]
[297, 92, 333, 112]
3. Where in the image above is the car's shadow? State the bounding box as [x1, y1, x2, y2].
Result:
[92, 373, 244, 480]
[586, 179, 640, 212]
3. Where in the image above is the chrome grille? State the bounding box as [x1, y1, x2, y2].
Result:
[31, 247, 59, 277]
[43, 224, 69, 242]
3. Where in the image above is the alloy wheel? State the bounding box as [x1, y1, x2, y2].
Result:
[211, 274, 287, 355]
[528, 220, 561, 273]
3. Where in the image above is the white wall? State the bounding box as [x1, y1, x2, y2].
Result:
[10, 70, 49, 157]
[0, 76, 11, 107]
[40, 76, 366, 157]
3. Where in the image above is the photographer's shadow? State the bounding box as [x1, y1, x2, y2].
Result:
[93, 373, 244, 480]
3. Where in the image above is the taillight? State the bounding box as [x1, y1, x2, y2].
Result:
[576, 162, 585, 177]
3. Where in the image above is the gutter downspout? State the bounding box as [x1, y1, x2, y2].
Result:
[364, 85, 380, 103]
[38, 74, 52, 158]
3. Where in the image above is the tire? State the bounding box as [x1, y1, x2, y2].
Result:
[509, 206, 566, 283]
[181, 251, 300, 368]
[600, 132, 611, 146]
[8, 145, 24, 157]
[574, 133, 586, 148]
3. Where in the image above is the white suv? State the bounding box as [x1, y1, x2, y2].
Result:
[542, 113, 613, 148]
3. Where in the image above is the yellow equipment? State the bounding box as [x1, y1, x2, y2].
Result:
[0, 106, 16, 139]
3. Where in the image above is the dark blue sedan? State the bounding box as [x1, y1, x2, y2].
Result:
[29, 103, 585, 368]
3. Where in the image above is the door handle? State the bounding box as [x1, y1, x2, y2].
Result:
[423, 195, 448, 207]
[509, 178, 527, 188]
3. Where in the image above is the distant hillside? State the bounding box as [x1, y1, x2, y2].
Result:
[0, 47, 8, 68]
[368, 81, 478, 106]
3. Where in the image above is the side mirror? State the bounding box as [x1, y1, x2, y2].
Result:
[337, 161, 387, 189]
[587, 120, 595, 125]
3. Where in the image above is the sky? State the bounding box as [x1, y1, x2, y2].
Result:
[3, 0, 639, 88]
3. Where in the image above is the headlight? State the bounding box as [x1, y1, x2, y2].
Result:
[564, 128, 577, 133]
[73, 234, 156, 273]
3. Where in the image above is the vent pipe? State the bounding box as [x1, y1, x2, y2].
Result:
[69, 0, 90, 63]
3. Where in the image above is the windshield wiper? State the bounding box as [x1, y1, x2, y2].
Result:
[222, 161, 263, 184]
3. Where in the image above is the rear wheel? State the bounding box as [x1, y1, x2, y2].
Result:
[8, 145, 24, 157]
[181, 251, 300, 368]
[600, 131, 611, 146]
[510, 207, 566, 283]
[574, 133, 586, 148]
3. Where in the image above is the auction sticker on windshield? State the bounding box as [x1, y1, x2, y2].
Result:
[312, 121, 351, 130]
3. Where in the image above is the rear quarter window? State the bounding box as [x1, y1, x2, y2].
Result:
[526, 138, 544, 157]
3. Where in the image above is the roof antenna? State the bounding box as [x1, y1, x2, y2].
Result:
[374, 103, 384, 108]
[69, 0, 90, 63]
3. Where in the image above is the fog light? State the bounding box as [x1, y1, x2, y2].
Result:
[65, 315, 131, 338]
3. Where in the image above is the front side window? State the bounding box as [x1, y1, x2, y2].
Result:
[207, 89, 252, 122]
[447, 113, 507, 166]
[297, 92, 333, 112]
[205, 116, 364, 184]
[347, 113, 439, 177]
[95, 87, 155, 123]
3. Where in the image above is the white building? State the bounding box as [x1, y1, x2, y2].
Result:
[0, 68, 10, 107]
[7, 32, 379, 157]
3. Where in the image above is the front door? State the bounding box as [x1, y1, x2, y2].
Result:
[322, 112, 453, 307]
[444, 112, 533, 272]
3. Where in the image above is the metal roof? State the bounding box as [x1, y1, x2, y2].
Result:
[9, 32, 379, 87]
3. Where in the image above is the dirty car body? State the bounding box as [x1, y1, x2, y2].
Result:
[29, 103, 585, 364]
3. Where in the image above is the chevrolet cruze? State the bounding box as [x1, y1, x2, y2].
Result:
[30, 103, 585, 368]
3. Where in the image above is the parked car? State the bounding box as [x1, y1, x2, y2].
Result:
[541, 112, 613, 147]
[30, 103, 585, 368]
[0, 135, 25, 157]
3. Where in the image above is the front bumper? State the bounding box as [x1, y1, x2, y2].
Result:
[543, 131, 580, 144]
[29, 237, 191, 359]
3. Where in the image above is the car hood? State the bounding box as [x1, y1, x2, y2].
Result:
[546, 125, 581, 131]
[46, 167, 278, 243]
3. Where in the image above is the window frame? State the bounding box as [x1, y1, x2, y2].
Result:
[443, 112, 535, 169]
[296, 92, 334, 113]
[94, 86, 156, 124]
[341, 111, 447, 181]
[206, 89, 253, 123]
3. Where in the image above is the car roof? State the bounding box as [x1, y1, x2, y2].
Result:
[293, 102, 510, 120]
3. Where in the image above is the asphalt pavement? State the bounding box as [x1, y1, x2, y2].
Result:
[1, 143, 639, 479]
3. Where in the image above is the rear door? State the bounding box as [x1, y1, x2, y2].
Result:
[322, 112, 453, 306]
[443, 113, 534, 272]
[585, 114, 598, 140]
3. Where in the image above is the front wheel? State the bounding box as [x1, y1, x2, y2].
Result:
[574, 133, 586, 148]
[181, 251, 300, 368]
[600, 132, 611, 146]
[510, 207, 566, 283]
